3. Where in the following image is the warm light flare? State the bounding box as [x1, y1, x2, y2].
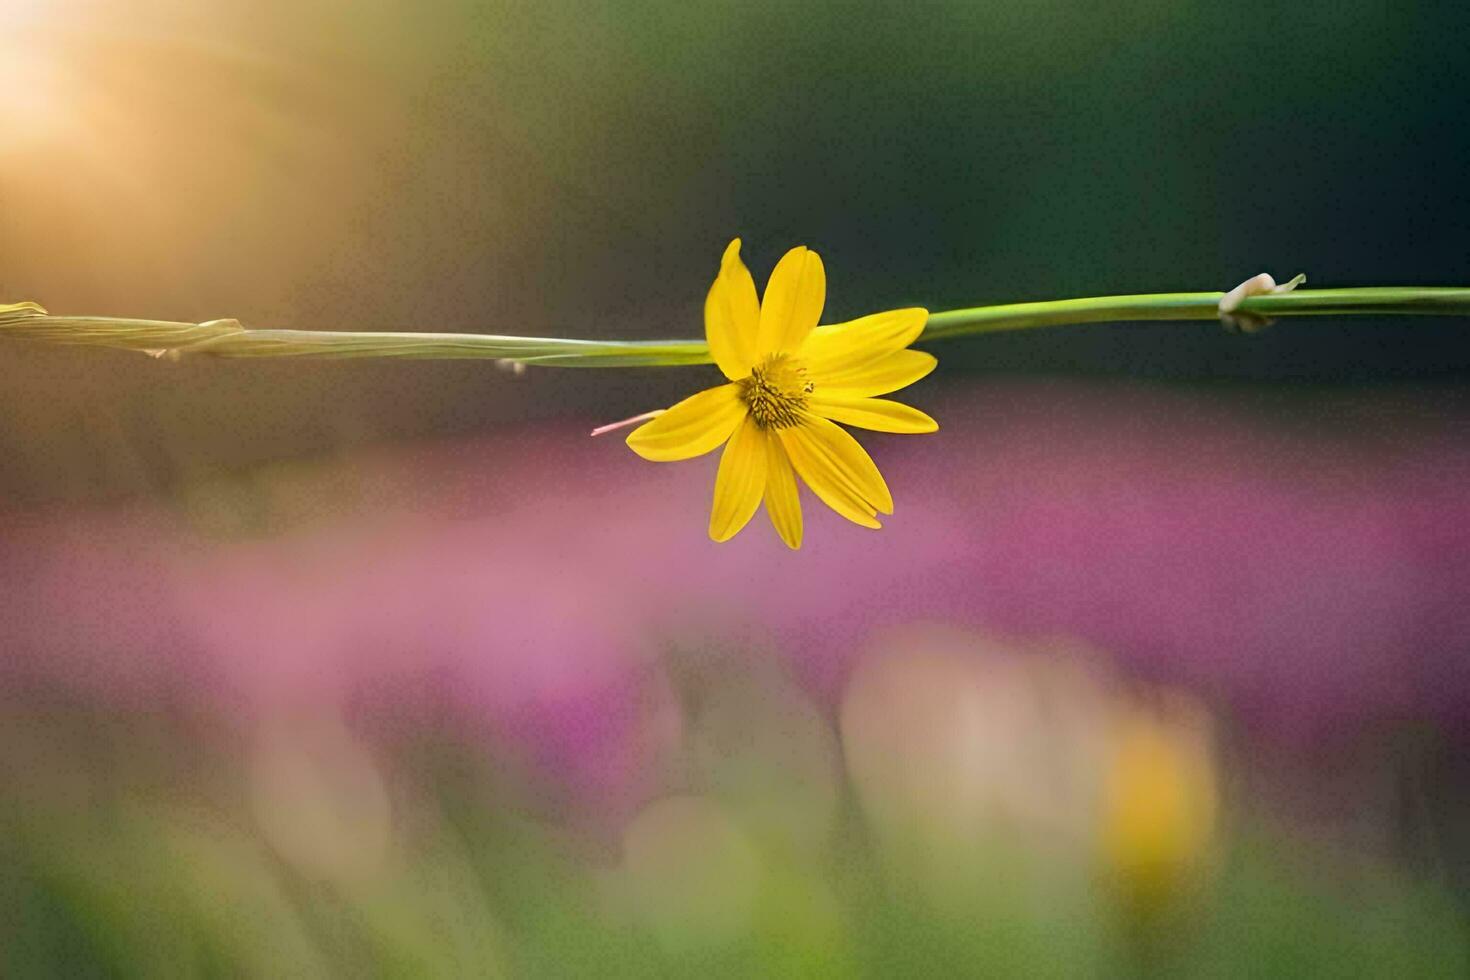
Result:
[0, 25, 84, 155]
[0, 1, 407, 307]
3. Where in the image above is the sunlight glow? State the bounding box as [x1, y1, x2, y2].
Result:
[0, 28, 81, 154]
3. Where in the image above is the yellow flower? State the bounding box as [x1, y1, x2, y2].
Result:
[626, 239, 938, 549]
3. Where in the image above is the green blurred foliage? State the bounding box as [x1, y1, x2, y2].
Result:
[2, 650, 1467, 979]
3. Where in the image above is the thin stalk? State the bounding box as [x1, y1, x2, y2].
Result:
[3, 287, 1469, 368]
[921, 287, 1470, 340]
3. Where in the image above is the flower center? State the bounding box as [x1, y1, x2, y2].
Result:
[739, 353, 813, 429]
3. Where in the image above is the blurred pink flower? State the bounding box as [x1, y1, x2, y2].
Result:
[0, 380, 1467, 775]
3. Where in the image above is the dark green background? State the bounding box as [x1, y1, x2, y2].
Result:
[2, 0, 1468, 501]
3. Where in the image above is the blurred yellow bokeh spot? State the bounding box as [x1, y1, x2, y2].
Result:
[1100, 701, 1219, 910]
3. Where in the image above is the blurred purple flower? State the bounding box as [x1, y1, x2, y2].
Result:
[0, 380, 1467, 774]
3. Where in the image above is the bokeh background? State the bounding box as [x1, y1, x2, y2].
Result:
[3, 1, 1470, 975]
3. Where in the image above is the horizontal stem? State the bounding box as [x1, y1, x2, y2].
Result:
[3, 286, 1469, 368]
[922, 287, 1470, 340]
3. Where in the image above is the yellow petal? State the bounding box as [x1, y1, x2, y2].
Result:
[808, 395, 938, 434]
[778, 416, 892, 528]
[626, 384, 745, 461]
[800, 308, 928, 376]
[705, 239, 760, 380]
[815, 349, 937, 398]
[757, 246, 825, 355]
[794, 414, 894, 513]
[709, 414, 768, 542]
[763, 432, 802, 549]
[778, 429, 880, 528]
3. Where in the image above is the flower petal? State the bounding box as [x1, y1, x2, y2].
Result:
[709, 414, 768, 542]
[778, 427, 880, 529]
[814, 349, 937, 398]
[705, 239, 760, 380]
[800, 308, 928, 376]
[778, 414, 894, 527]
[763, 431, 802, 549]
[757, 246, 825, 355]
[808, 395, 938, 434]
[793, 414, 894, 514]
[626, 384, 745, 461]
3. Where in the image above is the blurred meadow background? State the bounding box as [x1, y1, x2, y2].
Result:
[4, 1, 1470, 975]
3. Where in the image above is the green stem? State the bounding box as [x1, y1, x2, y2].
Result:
[922, 287, 1470, 339]
[3, 286, 1469, 368]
